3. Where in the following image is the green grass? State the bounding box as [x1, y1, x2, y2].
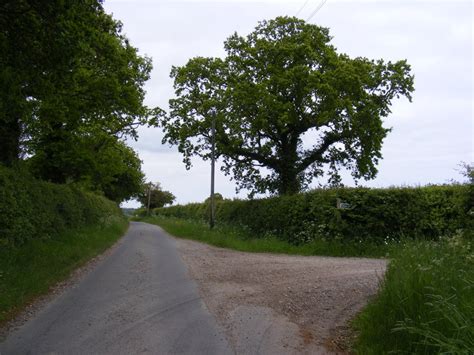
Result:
[353, 236, 474, 354]
[0, 219, 128, 325]
[140, 216, 394, 258]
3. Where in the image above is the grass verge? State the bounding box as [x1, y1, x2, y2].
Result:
[0, 219, 128, 326]
[139, 216, 394, 258]
[353, 236, 474, 354]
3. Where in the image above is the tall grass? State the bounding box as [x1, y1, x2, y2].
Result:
[140, 216, 393, 257]
[353, 235, 474, 354]
[0, 219, 128, 325]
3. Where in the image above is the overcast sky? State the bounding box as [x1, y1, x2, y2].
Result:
[103, 0, 473, 207]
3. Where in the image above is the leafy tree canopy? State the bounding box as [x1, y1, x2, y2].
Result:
[0, 0, 160, 186]
[139, 182, 176, 209]
[24, 133, 146, 203]
[161, 16, 414, 195]
[29, 136, 145, 203]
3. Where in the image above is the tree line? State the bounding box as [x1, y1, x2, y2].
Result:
[1, 2, 415, 205]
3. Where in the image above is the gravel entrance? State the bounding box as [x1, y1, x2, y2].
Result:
[176, 238, 387, 354]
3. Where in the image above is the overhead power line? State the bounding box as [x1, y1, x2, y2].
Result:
[306, 0, 329, 22]
[295, 0, 312, 17]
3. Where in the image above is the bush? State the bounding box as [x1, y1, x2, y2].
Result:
[155, 185, 471, 244]
[0, 166, 122, 247]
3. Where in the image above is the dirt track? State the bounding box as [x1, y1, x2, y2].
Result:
[176, 238, 387, 354]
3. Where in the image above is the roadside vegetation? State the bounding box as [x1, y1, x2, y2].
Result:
[0, 220, 127, 326]
[139, 215, 393, 257]
[148, 214, 473, 353]
[0, 166, 128, 326]
[354, 236, 473, 354]
[1, 2, 151, 327]
[141, 211, 473, 354]
[353, 167, 473, 354]
[0, 166, 124, 247]
[153, 185, 469, 246]
[144, 180, 473, 354]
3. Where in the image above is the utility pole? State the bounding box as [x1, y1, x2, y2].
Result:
[147, 184, 152, 216]
[210, 110, 216, 229]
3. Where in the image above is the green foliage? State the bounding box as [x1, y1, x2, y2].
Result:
[0, 0, 159, 185]
[155, 185, 470, 244]
[162, 16, 414, 195]
[353, 237, 474, 354]
[0, 166, 123, 247]
[29, 136, 145, 203]
[0, 219, 128, 325]
[140, 216, 392, 258]
[204, 193, 224, 204]
[459, 162, 474, 240]
[138, 182, 176, 209]
[94, 141, 145, 203]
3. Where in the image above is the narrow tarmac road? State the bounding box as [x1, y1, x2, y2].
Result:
[0, 222, 232, 355]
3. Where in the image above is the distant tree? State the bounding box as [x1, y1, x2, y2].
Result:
[139, 182, 176, 209]
[29, 136, 145, 203]
[161, 16, 414, 196]
[88, 139, 145, 203]
[204, 193, 224, 204]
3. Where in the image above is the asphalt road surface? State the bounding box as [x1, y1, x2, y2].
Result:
[0, 222, 232, 355]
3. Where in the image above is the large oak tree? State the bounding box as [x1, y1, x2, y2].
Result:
[162, 16, 414, 195]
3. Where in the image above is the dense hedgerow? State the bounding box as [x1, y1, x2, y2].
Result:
[0, 166, 123, 247]
[155, 185, 471, 244]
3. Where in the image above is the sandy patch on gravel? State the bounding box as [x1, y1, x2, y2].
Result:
[176, 238, 387, 354]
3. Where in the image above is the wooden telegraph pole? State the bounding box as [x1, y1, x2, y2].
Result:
[210, 110, 216, 229]
[147, 184, 152, 216]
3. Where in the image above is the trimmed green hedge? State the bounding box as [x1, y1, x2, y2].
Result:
[155, 185, 472, 244]
[0, 166, 123, 247]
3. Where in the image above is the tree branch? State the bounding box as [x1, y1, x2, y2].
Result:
[218, 132, 279, 169]
[297, 132, 344, 172]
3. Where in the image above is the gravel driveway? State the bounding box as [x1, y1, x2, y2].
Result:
[176, 238, 387, 354]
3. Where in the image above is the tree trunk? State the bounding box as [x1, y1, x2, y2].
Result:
[278, 170, 301, 195]
[33, 119, 70, 183]
[277, 134, 301, 195]
[0, 116, 21, 166]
